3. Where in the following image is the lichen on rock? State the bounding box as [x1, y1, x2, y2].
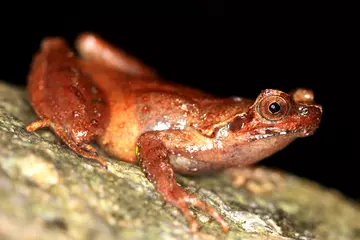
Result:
[0, 80, 359, 240]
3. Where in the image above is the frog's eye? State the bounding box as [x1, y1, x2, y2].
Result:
[258, 95, 289, 121]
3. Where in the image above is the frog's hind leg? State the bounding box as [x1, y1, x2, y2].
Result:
[26, 119, 108, 169]
[224, 166, 286, 194]
[75, 32, 157, 77]
[136, 132, 229, 233]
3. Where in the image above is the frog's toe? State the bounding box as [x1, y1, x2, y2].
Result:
[80, 144, 97, 153]
[168, 185, 229, 233]
[175, 198, 199, 233]
[26, 119, 52, 132]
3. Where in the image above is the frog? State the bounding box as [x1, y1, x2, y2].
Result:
[26, 32, 323, 234]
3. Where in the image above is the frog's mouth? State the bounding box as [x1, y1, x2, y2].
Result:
[249, 127, 318, 141]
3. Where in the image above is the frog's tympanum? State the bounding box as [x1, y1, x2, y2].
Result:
[26, 33, 322, 234]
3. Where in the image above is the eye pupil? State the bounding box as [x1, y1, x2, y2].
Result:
[269, 102, 281, 113]
[258, 95, 289, 121]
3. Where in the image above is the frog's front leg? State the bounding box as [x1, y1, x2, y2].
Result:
[136, 131, 229, 233]
[224, 166, 286, 194]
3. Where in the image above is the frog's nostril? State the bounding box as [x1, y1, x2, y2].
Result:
[301, 107, 309, 116]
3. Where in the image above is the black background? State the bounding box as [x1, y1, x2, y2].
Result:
[0, 5, 356, 200]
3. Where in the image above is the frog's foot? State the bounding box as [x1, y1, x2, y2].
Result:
[75, 32, 157, 77]
[137, 133, 229, 234]
[224, 166, 286, 194]
[26, 119, 108, 169]
[162, 182, 229, 233]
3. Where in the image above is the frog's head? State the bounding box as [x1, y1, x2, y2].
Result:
[238, 88, 322, 141]
[217, 88, 321, 155]
[229, 89, 322, 141]
[215, 88, 323, 167]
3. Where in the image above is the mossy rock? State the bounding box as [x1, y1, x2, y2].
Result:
[0, 81, 359, 240]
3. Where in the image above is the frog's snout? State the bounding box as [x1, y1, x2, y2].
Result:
[298, 103, 322, 136]
[309, 104, 322, 122]
[290, 88, 323, 132]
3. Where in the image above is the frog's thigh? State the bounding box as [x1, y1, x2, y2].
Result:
[75, 33, 156, 77]
[224, 166, 286, 194]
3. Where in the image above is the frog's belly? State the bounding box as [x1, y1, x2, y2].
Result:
[96, 95, 141, 163]
[96, 90, 194, 163]
[168, 154, 227, 175]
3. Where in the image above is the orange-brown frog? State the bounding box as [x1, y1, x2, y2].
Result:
[26, 33, 322, 234]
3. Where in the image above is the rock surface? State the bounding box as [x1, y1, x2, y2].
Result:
[0, 80, 359, 240]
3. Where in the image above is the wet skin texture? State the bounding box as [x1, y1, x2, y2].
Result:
[26, 33, 323, 234]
